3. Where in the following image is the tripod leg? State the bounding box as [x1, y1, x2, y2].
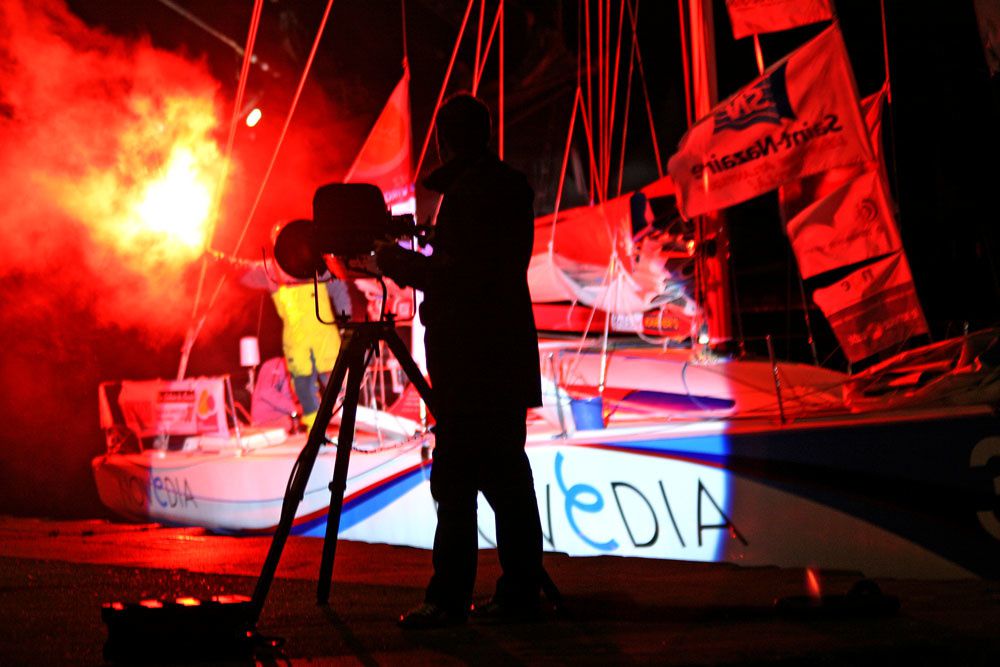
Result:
[316, 327, 372, 605]
[249, 330, 361, 622]
[382, 328, 436, 415]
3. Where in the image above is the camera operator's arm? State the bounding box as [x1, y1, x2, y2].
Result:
[374, 241, 447, 292]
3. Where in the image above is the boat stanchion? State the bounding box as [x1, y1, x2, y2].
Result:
[766, 334, 787, 425]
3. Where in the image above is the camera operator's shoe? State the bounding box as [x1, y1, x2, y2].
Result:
[397, 602, 467, 629]
[470, 597, 541, 624]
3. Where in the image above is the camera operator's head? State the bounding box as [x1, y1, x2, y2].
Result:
[435, 93, 491, 163]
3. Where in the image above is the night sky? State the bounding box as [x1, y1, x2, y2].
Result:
[1, 0, 998, 519]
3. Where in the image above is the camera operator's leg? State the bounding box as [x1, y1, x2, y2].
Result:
[477, 409, 543, 618]
[399, 415, 477, 628]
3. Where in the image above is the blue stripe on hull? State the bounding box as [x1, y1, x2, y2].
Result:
[293, 465, 429, 537]
[609, 414, 1000, 578]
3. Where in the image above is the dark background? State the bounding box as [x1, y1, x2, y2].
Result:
[1, 0, 998, 520]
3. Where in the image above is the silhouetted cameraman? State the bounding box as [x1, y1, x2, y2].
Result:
[376, 93, 543, 628]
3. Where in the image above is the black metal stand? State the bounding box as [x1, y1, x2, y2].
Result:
[250, 318, 435, 619]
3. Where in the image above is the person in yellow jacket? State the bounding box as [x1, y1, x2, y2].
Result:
[212, 221, 351, 430]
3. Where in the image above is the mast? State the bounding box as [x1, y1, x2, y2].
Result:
[687, 0, 732, 350]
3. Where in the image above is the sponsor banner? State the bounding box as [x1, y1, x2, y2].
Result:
[786, 169, 902, 279]
[812, 252, 929, 362]
[345, 65, 413, 207]
[725, 0, 834, 39]
[779, 86, 887, 223]
[667, 24, 872, 219]
[118, 377, 228, 438]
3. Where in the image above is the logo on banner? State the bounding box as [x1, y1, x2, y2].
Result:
[713, 63, 794, 134]
[195, 388, 218, 432]
[856, 197, 879, 223]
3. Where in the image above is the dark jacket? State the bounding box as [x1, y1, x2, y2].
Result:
[378, 149, 542, 416]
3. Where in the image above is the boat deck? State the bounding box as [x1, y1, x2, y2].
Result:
[2, 516, 999, 665]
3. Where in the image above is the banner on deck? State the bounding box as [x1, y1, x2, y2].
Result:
[786, 169, 901, 279]
[116, 377, 229, 438]
[725, 0, 834, 39]
[345, 65, 413, 208]
[667, 24, 871, 219]
[812, 252, 928, 362]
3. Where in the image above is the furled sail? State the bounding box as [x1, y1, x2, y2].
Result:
[528, 177, 698, 337]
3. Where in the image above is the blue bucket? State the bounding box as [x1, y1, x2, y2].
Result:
[570, 396, 604, 430]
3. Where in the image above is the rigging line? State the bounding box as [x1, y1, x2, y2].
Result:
[605, 0, 627, 196]
[155, 0, 258, 63]
[231, 0, 337, 259]
[499, 0, 504, 159]
[615, 25, 637, 198]
[414, 0, 477, 182]
[677, 0, 693, 128]
[878, 0, 903, 235]
[598, 0, 606, 195]
[585, 0, 594, 202]
[181, 0, 264, 379]
[625, 0, 663, 178]
[401, 0, 409, 64]
[548, 87, 584, 254]
[879, 0, 892, 106]
[473, 3, 503, 94]
[205, 0, 338, 320]
[198, 0, 264, 262]
[577, 86, 606, 202]
[473, 0, 486, 93]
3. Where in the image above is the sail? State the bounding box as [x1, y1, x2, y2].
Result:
[667, 24, 872, 219]
[344, 64, 424, 369]
[725, 0, 834, 40]
[529, 178, 697, 335]
[344, 64, 414, 212]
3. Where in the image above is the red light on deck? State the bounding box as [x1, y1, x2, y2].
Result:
[139, 599, 164, 609]
[806, 568, 822, 600]
[211, 594, 252, 604]
[175, 597, 202, 607]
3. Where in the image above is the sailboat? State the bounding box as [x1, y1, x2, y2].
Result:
[92, 0, 1000, 580]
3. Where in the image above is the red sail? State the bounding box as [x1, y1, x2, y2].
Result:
[344, 65, 413, 208]
[725, 0, 834, 40]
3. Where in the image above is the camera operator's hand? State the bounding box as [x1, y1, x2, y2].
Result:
[373, 239, 400, 271]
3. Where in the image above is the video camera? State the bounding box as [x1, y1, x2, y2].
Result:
[273, 183, 427, 280]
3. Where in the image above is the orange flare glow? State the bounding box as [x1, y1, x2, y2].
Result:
[52, 95, 223, 268]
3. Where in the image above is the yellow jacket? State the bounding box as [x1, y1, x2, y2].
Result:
[271, 282, 341, 377]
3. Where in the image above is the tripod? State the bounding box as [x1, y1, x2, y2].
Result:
[249, 317, 432, 618]
[248, 315, 561, 623]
